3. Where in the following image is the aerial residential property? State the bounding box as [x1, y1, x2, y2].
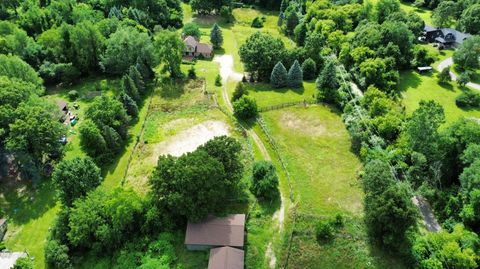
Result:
[0, 0, 479, 268]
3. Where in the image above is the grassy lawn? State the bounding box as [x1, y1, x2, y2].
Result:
[401, 70, 480, 123]
[240, 81, 316, 108]
[400, 1, 433, 25]
[259, 105, 406, 268]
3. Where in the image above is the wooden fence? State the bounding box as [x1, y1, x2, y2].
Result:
[258, 100, 316, 112]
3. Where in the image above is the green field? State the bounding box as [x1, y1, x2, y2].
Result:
[401, 71, 480, 123]
[256, 105, 405, 268]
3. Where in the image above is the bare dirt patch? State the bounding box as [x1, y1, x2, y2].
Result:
[151, 120, 230, 159]
[280, 112, 326, 137]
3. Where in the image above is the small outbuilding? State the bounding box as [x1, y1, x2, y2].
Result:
[417, 66, 433, 73]
[208, 247, 244, 269]
[185, 214, 245, 251]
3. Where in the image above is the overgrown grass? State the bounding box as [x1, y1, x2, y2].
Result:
[242, 81, 316, 108]
[259, 105, 406, 268]
[400, 70, 480, 123]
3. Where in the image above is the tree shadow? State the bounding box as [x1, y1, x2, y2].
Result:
[398, 70, 423, 94]
[0, 178, 57, 225]
[437, 81, 454, 91]
[248, 82, 306, 95]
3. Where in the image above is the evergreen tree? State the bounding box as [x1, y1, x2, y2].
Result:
[188, 65, 196, 79]
[128, 66, 145, 95]
[119, 92, 139, 117]
[121, 74, 140, 103]
[302, 58, 317, 80]
[270, 61, 288, 88]
[232, 82, 248, 102]
[316, 58, 340, 104]
[287, 60, 303, 88]
[210, 23, 223, 49]
[438, 67, 452, 84]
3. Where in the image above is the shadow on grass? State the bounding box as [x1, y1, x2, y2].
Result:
[0, 179, 57, 225]
[398, 70, 423, 93]
[247, 82, 306, 96]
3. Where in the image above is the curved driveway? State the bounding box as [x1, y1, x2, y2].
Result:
[437, 57, 480, 91]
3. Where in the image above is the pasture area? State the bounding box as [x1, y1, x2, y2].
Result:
[257, 105, 406, 269]
[400, 71, 480, 123]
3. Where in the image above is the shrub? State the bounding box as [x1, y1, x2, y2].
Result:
[68, 90, 79, 101]
[232, 82, 248, 102]
[316, 220, 335, 241]
[251, 161, 279, 200]
[215, 74, 222, 86]
[438, 67, 452, 84]
[233, 95, 258, 120]
[456, 90, 480, 108]
[302, 58, 317, 80]
[188, 65, 197, 79]
[457, 71, 471, 88]
[251, 17, 264, 28]
[13, 257, 33, 269]
[45, 239, 72, 269]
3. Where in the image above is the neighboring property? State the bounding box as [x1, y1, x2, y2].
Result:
[208, 246, 244, 269]
[423, 26, 471, 47]
[0, 252, 27, 269]
[0, 218, 7, 240]
[183, 35, 213, 58]
[185, 214, 245, 251]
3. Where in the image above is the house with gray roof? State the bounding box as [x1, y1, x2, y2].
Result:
[208, 247, 244, 269]
[423, 26, 471, 47]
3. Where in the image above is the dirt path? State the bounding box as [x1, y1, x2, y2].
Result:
[412, 195, 441, 232]
[437, 57, 480, 91]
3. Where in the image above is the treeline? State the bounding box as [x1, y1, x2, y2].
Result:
[0, 0, 183, 85]
[45, 136, 245, 268]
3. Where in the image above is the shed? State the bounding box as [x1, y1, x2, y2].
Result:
[185, 214, 245, 251]
[56, 100, 68, 113]
[208, 247, 244, 269]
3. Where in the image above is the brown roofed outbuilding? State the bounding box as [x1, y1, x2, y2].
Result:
[185, 214, 245, 251]
[208, 247, 244, 269]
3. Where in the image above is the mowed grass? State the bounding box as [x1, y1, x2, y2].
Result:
[399, 1, 433, 25]
[259, 105, 406, 268]
[400, 70, 480, 123]
[242, 81, 316, 108]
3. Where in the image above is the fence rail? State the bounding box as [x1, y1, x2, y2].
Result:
[258, 100, 316, 112]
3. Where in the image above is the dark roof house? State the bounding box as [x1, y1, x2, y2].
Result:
[208, 247, 244, 269]
[183, 35, 213, 58]
[185, 214, 245, 251]
[423, 26, 471, 46]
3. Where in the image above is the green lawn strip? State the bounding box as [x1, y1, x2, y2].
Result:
[400, 70, 480, 123]
[399, 1, 433, 25]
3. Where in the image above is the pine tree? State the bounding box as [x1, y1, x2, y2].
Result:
[121, 74, 140, 104]
[128, 66, 145, 95]
[232, 82, 248, 102]
[287, 60, 303, 88]
[210, 24, 223, 49]
[302, 58, 317, 80]
[270, 62, 288, 88]
[316, 58, 340, 104]
[119, 92, 139, 117]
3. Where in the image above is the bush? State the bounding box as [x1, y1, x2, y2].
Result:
[233, 95, 258, 120]
[251, 17, 264, 28]
[215, 74, 222, 86]
[457, 71, 471, 87]
[232, 82, 248, 102]
[68, 90, 79, 101]
[45, 239, 72, 269]
[316, 220, 335, 241]
[188, 65, 197, 79]
[13, 257, 33, 269]
[251, 161, 279, 200]
[456, 90, 480, 108]
[438, 67, 452, 84]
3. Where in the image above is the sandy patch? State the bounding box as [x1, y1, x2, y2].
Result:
[151, 120, 230, 159]
[266, 242, 277, 268]
[214, 54, 243, 82]
[280, 112, 326, 136]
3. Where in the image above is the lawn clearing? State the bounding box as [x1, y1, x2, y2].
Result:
[400, 70, 480, 123]
[242, 81, 316, 108]
[259, 105, 406, 268]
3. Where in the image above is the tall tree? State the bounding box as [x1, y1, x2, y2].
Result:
[182, 23, 201, 39]
[239, 32, 286, 81]
[270, 62, 288, 88]
[301, 58, 317, 80]
[287, 60, 303, 88]
[316, 58, 340, 104]
[0, 54, 43, 86]
[453, 36, 480, 71]
[121, 74, 140, 103]
[433, 1, 457, 27]
[210, 23, 223, 49]
[52, 157, 102, 207]
[153, 30, 184, 78]
[458, 4, 480, 34]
